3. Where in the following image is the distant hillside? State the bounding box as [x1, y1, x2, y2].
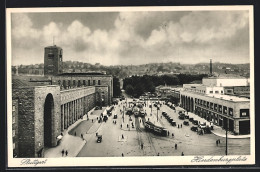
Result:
[12, 61, 250, 79]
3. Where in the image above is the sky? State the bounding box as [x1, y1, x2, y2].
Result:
[11, 10, 250, 66]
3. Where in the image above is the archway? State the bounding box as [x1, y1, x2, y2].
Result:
[44, 93, 54, 147]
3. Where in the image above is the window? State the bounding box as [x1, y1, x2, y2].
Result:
[228, 108, 233, 116]
[240, 109, 249, 117]
[12, 117, 15, 124]
[215, 91, 219, 94]
[98, 80, 101, 85]
[227, 90, 232, 93]
[218, 105, 222, 113]
[210, 91, 213, 93]
[12, 130, 15, 137]
[48, 53, 54, 59]
[12, 105, 15, 111]
[210, 103, 213, 109]
[93, 80, 96, 85]
[207, 102, 209, 108]
[223, 106, 227, 114]
[221, 91, 223, 94]
[214, 104, 218, 111]
[88, 80, 90, 86]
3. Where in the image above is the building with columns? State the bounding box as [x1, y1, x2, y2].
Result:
[180, 74, 250, 135]
[11, 45, 113, 157]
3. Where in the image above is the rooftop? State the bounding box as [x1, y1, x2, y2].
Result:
[57, 72, 110, 76]
[207, 93, 250, 102]
[206, 74, 246, 79]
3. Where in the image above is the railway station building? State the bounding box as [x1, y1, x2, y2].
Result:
[11, 45, 113, 157]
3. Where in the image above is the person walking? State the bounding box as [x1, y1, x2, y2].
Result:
[175, 143, 177, 150]
[172, 133, 174, 138]
[178, 124, 179, 128]
[120, 124, 122, 128]
[181, 124, 182, 128]
[65, 150, 68, 156]
[122, 134, 124, 139]
[61, 149, 64, 157]
[92, 119, 93, 123]
[216, 140, 218, 146]
[181, 152, 184, 156]
[157, 153, 160, 156]
[122, 153, 124, 157]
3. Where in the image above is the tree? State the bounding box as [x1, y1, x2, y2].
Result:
[113, 77, 121, 97]
[125, 84, 134, 96]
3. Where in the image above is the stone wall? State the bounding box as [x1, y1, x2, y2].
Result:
[12, 87, 35, 158]
[52, 75, 113, 105]
[95, 86, 109, 106]
[34, 85, 60, 157]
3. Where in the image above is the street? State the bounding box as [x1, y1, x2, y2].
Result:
[75, 98, 250, 157]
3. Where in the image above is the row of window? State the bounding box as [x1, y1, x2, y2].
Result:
[58, 80, 101, 87]
[195, 98, 233, 116]
[209, 90, 224, 94]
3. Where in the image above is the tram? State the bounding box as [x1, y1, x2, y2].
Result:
[144, 121, 168, 136]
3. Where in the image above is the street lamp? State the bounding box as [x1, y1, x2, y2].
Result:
[225, 120, 228, 155]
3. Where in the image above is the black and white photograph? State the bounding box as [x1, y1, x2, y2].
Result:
[6, 6, 255, 167]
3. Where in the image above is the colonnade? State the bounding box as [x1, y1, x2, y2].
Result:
[60, 95, 95, 131]
[180, 95, 194, 112]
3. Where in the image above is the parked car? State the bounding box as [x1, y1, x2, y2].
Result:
[183, 121, 189, 126]
[191, 126, 198, 132]
[95, 106, 102, 110]
[185, 115, 189, 119]
[97, 135, 102, 143]
[199, 122, 207, 129]
[178, 115, 185, 120]
[193, 120, 198, 125]
[189, 117, 194, 122]
[171, 121, 176, 126]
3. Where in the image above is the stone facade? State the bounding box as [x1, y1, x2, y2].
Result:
[52, 74, 113, 105]
[180, 91, 250, 135]
[12, 99, 19, 157]
[12, 84, 107, 157]
[44, 45, 63, 76]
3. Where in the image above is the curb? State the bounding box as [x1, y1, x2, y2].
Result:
[211, 130, 250, 139]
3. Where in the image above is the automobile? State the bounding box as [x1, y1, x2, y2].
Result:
[103, 116, 108, 122]
[168, 118, 173, 122]
[191, 126, 198, 132]
[193, 120, 198, 125]
[95, 106, 102, 110]
[162, 112, 167, 116]
[189, 117, 194, 122]
[178, 111, 184, 115]
[171, 121, 176, 126]
[183, 121, 189, 126]
[97, 135, 102, 143]
[199, 122, 207, 129]
[113, 114, 117, 119]
[178, 115, 185, 120]
[185, 115, 189, 119]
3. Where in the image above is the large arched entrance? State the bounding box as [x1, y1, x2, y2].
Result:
[44, 93, 54, 147]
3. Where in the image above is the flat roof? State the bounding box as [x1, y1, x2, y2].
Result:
[205, 74, 246, 79]
[57, 73, 112, 77]
[207, 93, 250, 102]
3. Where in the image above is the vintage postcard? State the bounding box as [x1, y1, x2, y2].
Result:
[6, 6, 255, 167]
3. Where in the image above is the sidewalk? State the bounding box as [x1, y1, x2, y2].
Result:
[176, 106, 250, 139]
[44, 107, 103, 158]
